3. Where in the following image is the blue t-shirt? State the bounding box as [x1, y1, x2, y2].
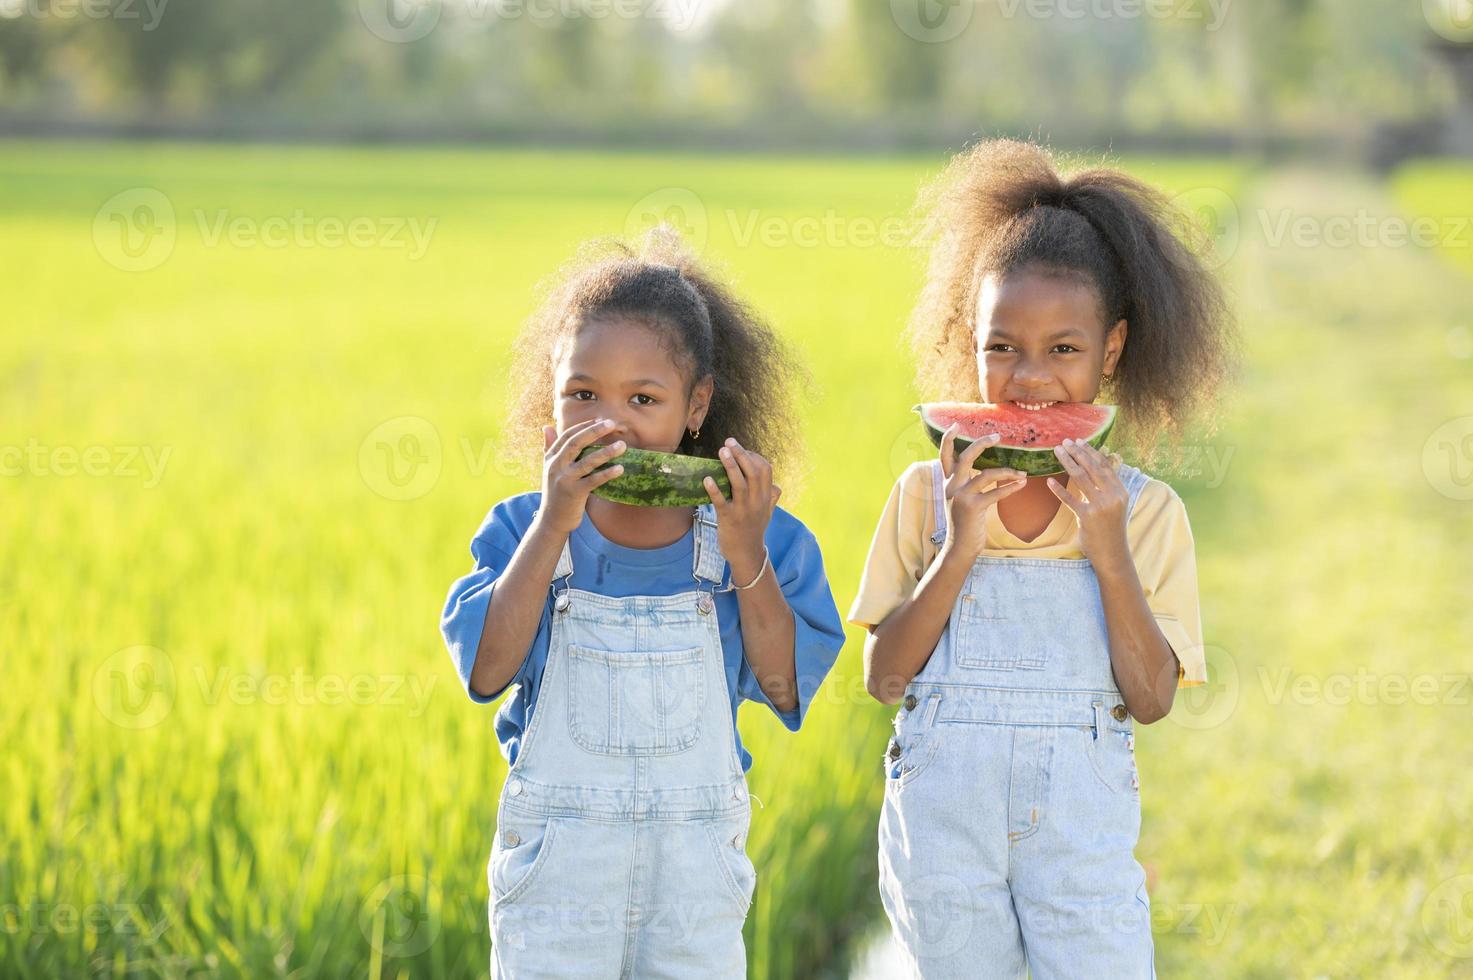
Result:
[440, 492, 845, 772]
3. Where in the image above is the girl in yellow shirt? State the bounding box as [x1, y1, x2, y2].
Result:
[849, 139, 1234, 978]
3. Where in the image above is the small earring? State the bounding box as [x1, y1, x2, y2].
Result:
[689, 426, 701, 440]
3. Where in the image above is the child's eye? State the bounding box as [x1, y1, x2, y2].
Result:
[985, 344, 1015, 353]
[568, 390, 594, 401]
[1053, 345, 1079, 354]
[631, 393, 656, 406]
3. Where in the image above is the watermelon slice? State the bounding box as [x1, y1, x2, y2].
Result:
[575, 443, 732, 507]
[914, 402, 1117, 477]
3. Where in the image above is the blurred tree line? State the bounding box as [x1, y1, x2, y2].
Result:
[0, 0, 1455, 148]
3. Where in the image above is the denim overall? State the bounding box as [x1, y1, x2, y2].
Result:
[877, 458, 1156, 979]
[487, 502, 756, 979]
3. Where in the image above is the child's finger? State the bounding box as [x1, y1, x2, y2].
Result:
[702, 475, 729, 507]
[963, 469, 1026, 496]
[586, 461, 625, 487]
[574, 440, 626, 477]
[549, 417, 611, 459]
[544, 425, 557, 451]
[1051, 442, 1097, 490]
[1045, 475, 1084, 509]
[1070, 439, 1121, 490]
[954, 433, 1001, 480]
[724, 438, 758, 485]
[938, 423, 958, 478]
[718, 444, 748, 499]
[974, 476, 1029, 507]
[963, 464, 1026, 490]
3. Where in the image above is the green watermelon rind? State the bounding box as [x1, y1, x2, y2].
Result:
[913, 403, 1117, 478]
[575, 443, 732, 507]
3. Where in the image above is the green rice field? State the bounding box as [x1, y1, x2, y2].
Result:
[2, 142, 1471, 977]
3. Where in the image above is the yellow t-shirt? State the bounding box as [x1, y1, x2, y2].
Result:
[846, 460, 1208, 687]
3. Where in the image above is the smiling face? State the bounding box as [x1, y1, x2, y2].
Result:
[974, 265, 1127, 411]
[552, 316, 712, 453]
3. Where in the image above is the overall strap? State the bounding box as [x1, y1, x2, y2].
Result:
[1118, 462, 1152, 518]
[929, 459, 948, 546]
[549, 504, 725, 593]
[692, 502, 726, 584]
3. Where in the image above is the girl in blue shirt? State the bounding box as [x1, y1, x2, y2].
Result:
[440, 227, 844, 978]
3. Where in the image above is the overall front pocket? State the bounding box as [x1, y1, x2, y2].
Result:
[950, 575, 1050, 671]
[567, 644, 706, 755]
[489, 813, 562, 909]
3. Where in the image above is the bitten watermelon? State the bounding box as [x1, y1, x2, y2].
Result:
[575, 443, 732, 507]
[914, 402, 1117, 477]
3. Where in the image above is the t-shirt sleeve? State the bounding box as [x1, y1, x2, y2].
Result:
[439, 498, 535, 704]
[846, 463, 931, 632]
[735, 515, 845, 731]
[1129, 481, 1208, 688]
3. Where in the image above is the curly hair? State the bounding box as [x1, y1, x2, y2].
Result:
[906, 138, 1238, 472]
[503, 225, 810, 493]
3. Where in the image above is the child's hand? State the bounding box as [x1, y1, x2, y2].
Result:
[703, 437, 779, 584]
[537, 418, 626, 535]
[1046, 439, 1129, 566]
[939, 424, 1028, 560]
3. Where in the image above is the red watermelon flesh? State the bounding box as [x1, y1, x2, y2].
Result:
[914, 401, 1118, 476]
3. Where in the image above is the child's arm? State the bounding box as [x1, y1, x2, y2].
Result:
[864, 429, 1026, 704]
[1048, 439, 1180, 723]
[704, 438, 797, 713]
[466, 419, 626, 698]
[862, 540, 975, 704]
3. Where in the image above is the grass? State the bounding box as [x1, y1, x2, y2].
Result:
[1, 140, 1468, 977]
